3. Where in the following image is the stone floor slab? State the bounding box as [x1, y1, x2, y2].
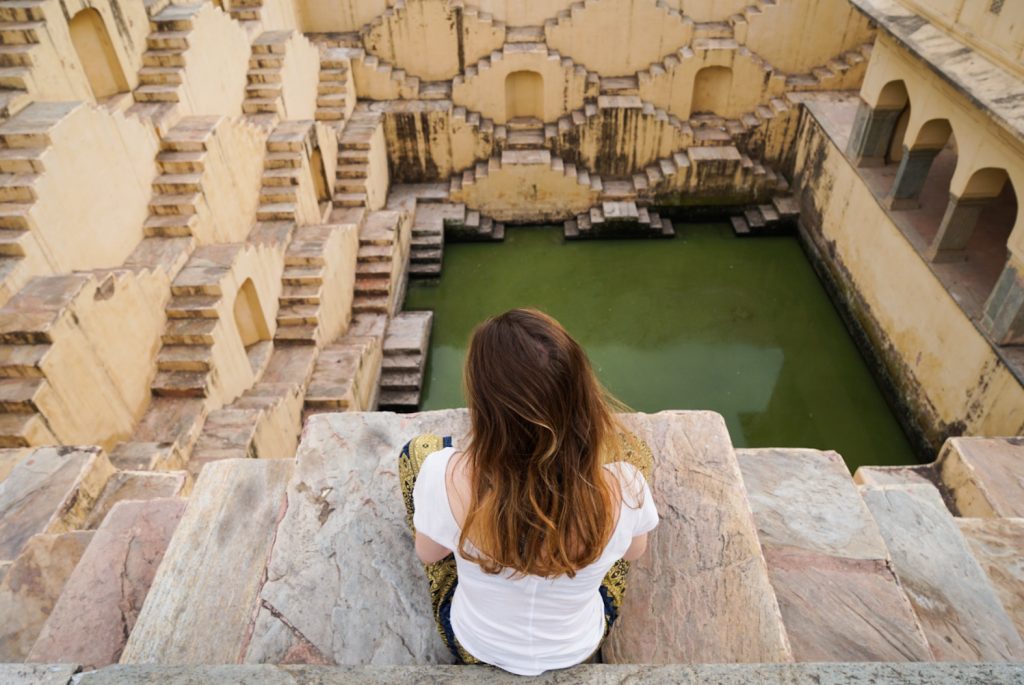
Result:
[70, 662, 1024, 684]
[29, 498, 186, 668]
[861, 484, 1024, 661]
[602, 413, 792, 663]
[737, 449, 930, 662]
[0, 531, 93, 660]
[83, 471, 189, 529]
[243, 410, 469, 666]
[120, 459, 293, 664]
[956, 517, 1024, 639]
[0, 446, 113, 561]
[0, 663, 78, 685]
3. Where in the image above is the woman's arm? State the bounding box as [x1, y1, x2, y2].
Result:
[622, 533, 648, 562]
[415, 531, 453, 564]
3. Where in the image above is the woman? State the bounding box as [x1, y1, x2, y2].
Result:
[399, 308, 658, 675]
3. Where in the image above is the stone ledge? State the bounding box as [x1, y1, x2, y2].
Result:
[2, 663, 1019, 684]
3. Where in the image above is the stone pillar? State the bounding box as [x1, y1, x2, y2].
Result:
[925, 194, 990, 263]
[982, 261, 1024, 344]
[846, 99, 903, 167]
[885, 146, 941, 210]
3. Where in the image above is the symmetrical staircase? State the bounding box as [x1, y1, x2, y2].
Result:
[377, 310, 431, 411]
[0, 0, 43, 120]
[334, 109, 381, 208]
[565, 200, 674, 239]
[143, 117, 217, 239]
[242, 31, 290, 118]
[353, 210, 405, 316]
[133, 4, 199, 107]
[730, 195, 799, 236]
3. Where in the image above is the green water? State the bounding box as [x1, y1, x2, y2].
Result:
[404, 224, 917, 471]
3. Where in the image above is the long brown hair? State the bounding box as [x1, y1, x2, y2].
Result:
[458, 308, 619, 578]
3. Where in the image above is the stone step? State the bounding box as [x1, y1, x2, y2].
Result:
[956, 517, 1024, 640]
[377, 388, 420, 408]
[383, 310, 432, 356]
[355, 275, 390, 296]
[860, 484, 1024, 660]
[0, 530, 94, 660]
[379, 371, 419, 391]
[121, 459, 294, 664]
[82, 470, 189, 529]
[0, 446, 112, 562]
[279, 283, 321, 305]
[276, 303, 319, 326]
[0, 411, 56, 448]
[165, 294, 219, 319]
[936, 437, 1024, 518]
[27, 498, 186, 669]
[0, 343, 47, 378]
[352, 294, 388, 313]
[151, 369, 208, 398]
[603, 412, 792, 663]
[14, 663, 1024, 683]
[382, 352, 420, 373]
[736, 448, 931, 661]
[156, 344, 211, 372]
[304, 337, 380, 412]
[161, 318, 217, 345]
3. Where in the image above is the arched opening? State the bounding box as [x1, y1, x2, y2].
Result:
[886, 104, 911, 164]
[929, 169, 1017, 308]
[505, 71, 544, 122]
[310, 147, 330, 203]
[233, 278, 271, 369]
[690, 66, 732, 117]
[886, 118, 953, 209]
[68, 8, 129, 101]
[848, 80, 909, 167]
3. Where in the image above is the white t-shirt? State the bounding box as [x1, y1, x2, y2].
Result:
[412, 446, 659, 676]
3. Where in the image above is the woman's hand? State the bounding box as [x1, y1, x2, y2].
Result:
[416, 531, 453, 564]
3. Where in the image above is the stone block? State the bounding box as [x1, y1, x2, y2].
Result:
[861, 484, 1024, 660]
[937, 437, 1024, 518]
[69, 662, 1024, 684]
[120, 459, 293, 664]
[0, 663, 78, 685]
[28, 499, 186, 668]
[956, 517, 1024, 639]
[737, 449, 930, 662]
[0, 531, 93, 660]
[602, 413, 791, 664]
[0, 446, 113, 561]
[83, 471, 189, 529]
[243, 410, 470, 665]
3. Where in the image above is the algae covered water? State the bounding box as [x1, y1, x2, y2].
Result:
[404, 224, 916, 471]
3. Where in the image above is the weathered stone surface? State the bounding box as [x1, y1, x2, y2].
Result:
[0, 663, 78, 685]
[0, 446, 113, 561]
[861, 484, 1024, 660]
[0, 447, 31, 482]
[956, 517, 1024, 639]
[244, 410, 469, 665]
[120, 459, 293, 664]
[937, 437, 1024, 518]
[737, 449, 930, 662]
[28, 498, 186, 668]
[83, 470, 189, 529]
[602, 413, 792, 663]
[382, 311, 432, 356]
[69, 662, 1024, 684]
[0, 531, 93, 660]
[245, 410, 790, 666]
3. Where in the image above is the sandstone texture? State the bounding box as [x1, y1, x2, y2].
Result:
[0, 531, 94, 660]
[956, 517, 1024, 639]
[66, 662, 1024, 684]
[28, 498, 186, 668]
[120, 459, 293, 664]
[737, 448, 930, 662]
[861, 484, 1024, 660]
[938, 437, 1024, 518]
[601, 412, 791, 663]
[0, 447, 113, 561]
[244, 410, 470, 665]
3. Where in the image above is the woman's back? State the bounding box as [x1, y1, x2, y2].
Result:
[413, 445, 658, 676]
